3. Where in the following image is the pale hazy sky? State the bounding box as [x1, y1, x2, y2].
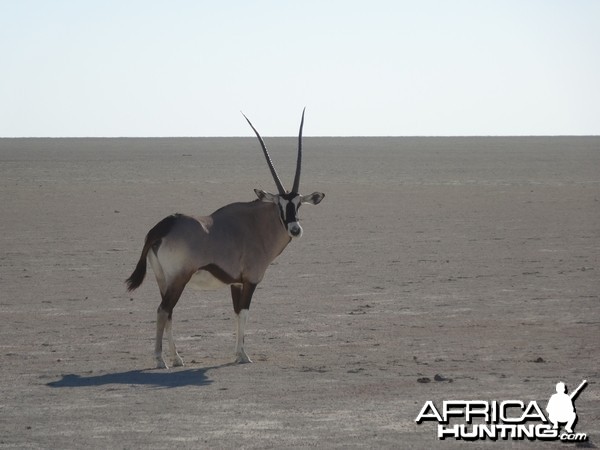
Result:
[1, 1, 598, 137]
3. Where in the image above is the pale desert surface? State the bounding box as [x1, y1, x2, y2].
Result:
[0, 136, 598, 448]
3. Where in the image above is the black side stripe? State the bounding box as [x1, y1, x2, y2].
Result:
[198, 264, 241, 285]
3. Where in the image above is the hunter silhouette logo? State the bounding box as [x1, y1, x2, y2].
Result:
[415, 380, 589, 442]
[546, 380, 587, 434]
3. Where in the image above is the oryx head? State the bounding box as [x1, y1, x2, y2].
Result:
[243, 109, 325, 238]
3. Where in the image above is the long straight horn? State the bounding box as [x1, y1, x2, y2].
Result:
[291, 107, 305, 194]
[242, 112, 286, 195]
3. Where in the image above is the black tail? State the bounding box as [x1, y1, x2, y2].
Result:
[125, 214, 180, 291]
[126, 253, 148, 291]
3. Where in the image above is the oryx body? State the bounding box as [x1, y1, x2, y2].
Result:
[126, 110, 324, 368]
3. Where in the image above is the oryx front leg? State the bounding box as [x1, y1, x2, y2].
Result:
[235, 309, 251, 363]
[231, 283, 256, 364]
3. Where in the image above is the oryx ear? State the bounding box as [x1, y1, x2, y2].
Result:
[300, 192, 325, 205]
[254, 189, 278, 203]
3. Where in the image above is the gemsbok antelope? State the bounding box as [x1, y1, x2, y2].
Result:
[126, 110, 324, 368]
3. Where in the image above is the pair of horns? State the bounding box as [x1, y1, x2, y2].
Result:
[243, 108, 305, 195]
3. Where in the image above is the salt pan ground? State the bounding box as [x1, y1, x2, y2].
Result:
[1, 137, 598, 448]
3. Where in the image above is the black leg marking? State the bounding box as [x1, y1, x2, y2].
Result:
[231, 284, 243, 314]
[231, 282, 257, 314]
[240, 282, 257, 311]
[159, 274, 191, 319]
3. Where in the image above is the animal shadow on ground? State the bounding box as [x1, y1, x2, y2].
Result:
[46, 364, 234, 389]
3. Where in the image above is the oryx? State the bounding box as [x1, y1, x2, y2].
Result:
[126, 110, 324, 368]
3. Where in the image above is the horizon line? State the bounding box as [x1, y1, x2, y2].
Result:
[1, 134, 599, 139]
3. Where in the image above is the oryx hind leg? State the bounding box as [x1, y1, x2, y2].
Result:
[166, 317, 183, 367]
[155, 306, 169, 368]
[154, 274, 189, 369]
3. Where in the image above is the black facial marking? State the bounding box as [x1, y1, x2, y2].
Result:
[278, 193, 300, 226]
[286, 199, 297, 222]
[276, 202, 286, 225]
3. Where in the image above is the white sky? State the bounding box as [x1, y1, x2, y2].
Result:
[1, 1, 599, 137]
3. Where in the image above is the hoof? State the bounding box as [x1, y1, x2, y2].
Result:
[172, 357, 184, 367]
[234, 354, 253, 364]
[155, 359, 168, 369]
